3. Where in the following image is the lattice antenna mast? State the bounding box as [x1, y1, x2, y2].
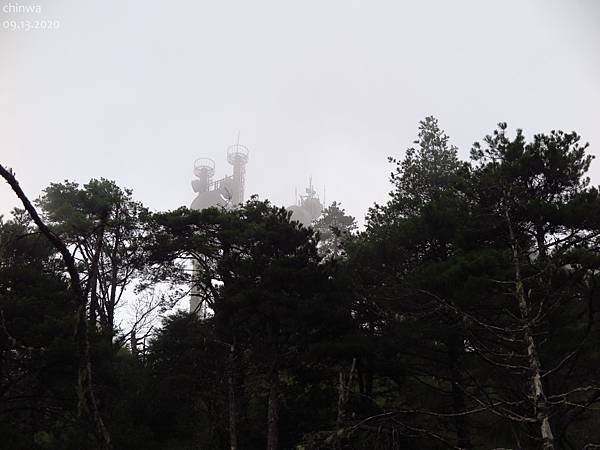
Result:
[227, 132, 249, 206]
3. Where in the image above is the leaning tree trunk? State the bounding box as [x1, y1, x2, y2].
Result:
[505, 207, 554, 450]
[0, 165, 112, 449]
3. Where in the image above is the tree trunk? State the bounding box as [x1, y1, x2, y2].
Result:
[130, 328, 138, 361]
[0, 165, 112, 449]
[228, 344, 238, 450]
[107, 258, 119, 325]
[447, 334, 471, 449]
[266, 374, 280, 450]
[87, 224, 106, 328]
[337, 358, 356, 428]
[89, 283, 98, 327]
[106, 225, 121, 346]
[535, 223, 548, 262]
[505, 207, 554, 450]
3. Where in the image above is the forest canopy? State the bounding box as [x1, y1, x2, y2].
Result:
[1, 118, 600, 450]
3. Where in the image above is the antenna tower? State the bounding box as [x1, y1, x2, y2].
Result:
[226, 132, 249, 205]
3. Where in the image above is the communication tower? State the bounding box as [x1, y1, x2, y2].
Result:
[189, 137, 250, 316]
[191, 158, 215, 194]
[226, 135, 249, 206]
[287, 177, 323, 226]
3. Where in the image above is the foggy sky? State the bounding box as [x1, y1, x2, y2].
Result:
[1, 0, 599, 224]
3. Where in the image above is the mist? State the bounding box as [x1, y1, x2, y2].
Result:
[1, 0, 599, 221]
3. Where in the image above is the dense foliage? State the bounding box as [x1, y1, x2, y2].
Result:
[1, 118, 600, 449]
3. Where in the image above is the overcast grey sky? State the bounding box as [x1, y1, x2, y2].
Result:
[1, 0, 599, 223]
